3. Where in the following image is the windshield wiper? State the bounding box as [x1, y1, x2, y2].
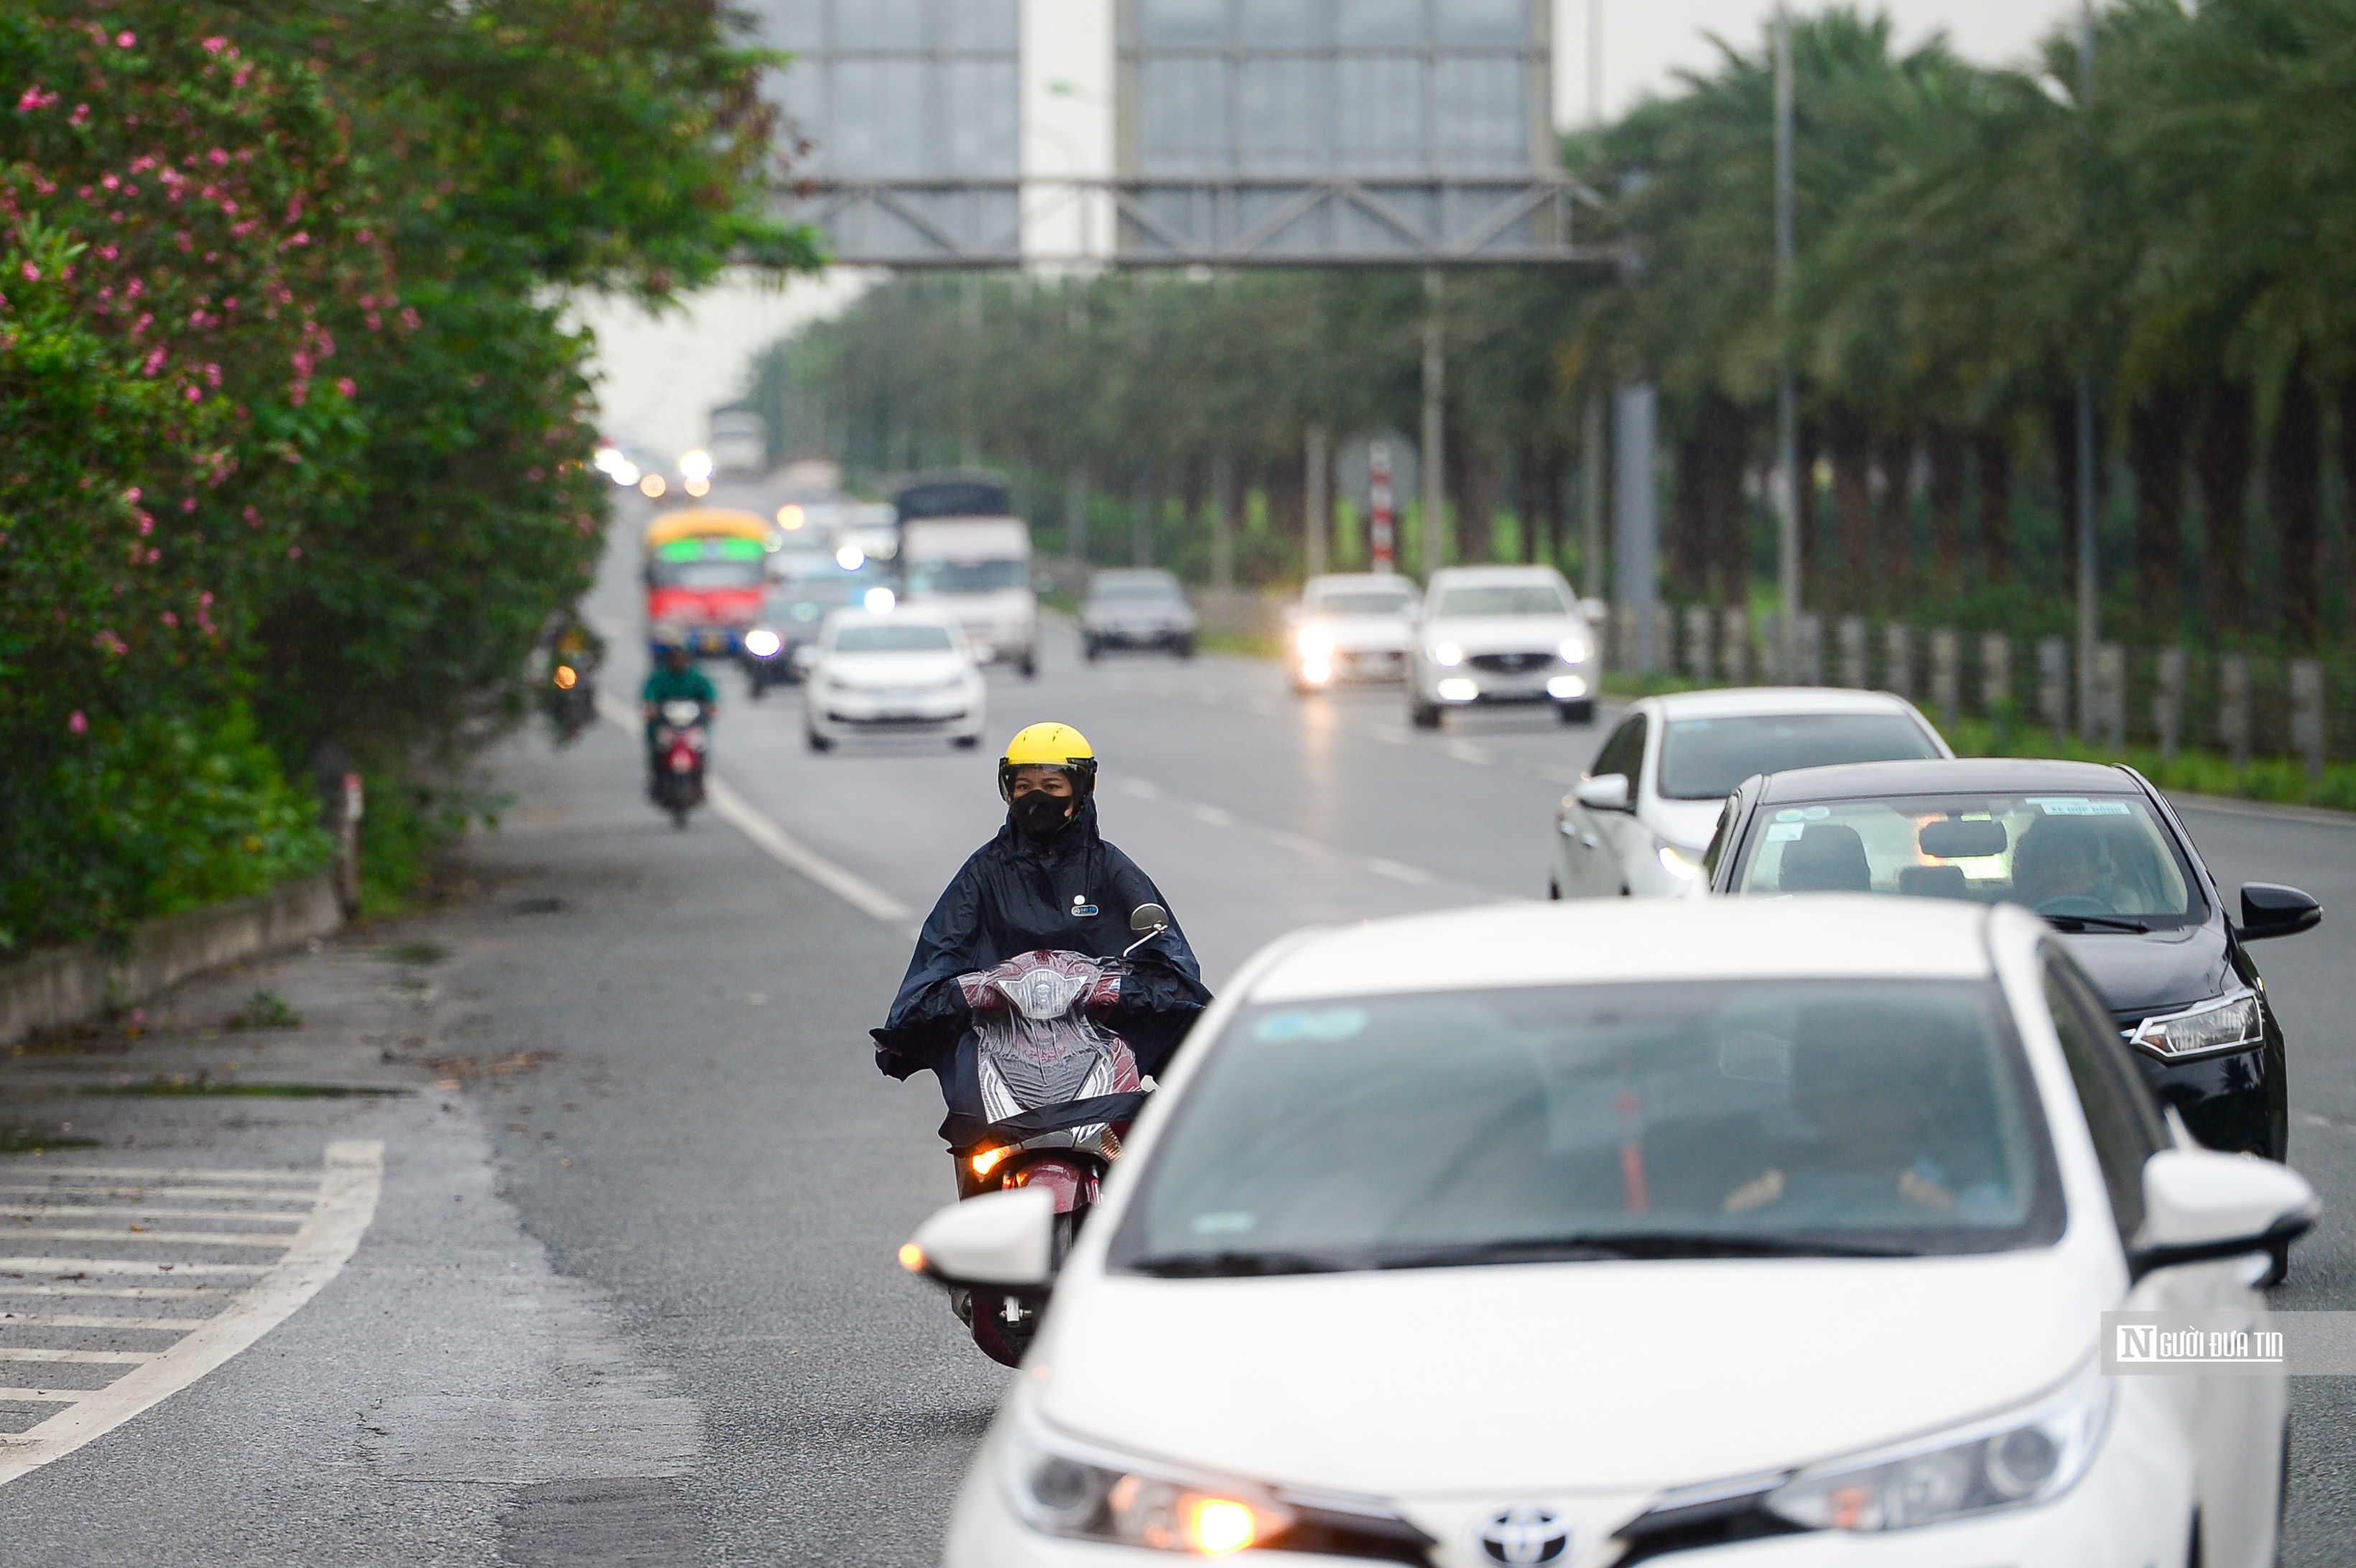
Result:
[2043, 914, 2153, 933]
[1370, 1233, 1918, 1269]
[1126, 1250, 1357, 1279]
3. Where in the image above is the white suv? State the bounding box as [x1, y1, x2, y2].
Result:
[1407, 565, 1597, 728]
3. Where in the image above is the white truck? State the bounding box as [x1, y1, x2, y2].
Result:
[899, 515, 1038, 678]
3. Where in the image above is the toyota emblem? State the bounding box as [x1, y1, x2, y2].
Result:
[1475, 1503, 1578, 1567]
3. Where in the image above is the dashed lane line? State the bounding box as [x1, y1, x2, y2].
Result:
[3, 1228, 297, 1249]
[0, 1285, 226, 1302]
[5, 1167, 320, 1186]
[1, 1207, 307, 1226]
[0, 1258, 269, 1276]
[0, 1141, 383, 1487]
[0, 1350, 159, 1365]
[0, 1390, 85, 1405]
[1367, 858, 1437, 886]
[593, 691, 913, 927]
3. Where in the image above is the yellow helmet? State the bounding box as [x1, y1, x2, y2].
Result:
[998, 722, 1098, 800]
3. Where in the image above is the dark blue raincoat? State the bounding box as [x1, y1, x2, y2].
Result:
[873, 797, 1211, 1148]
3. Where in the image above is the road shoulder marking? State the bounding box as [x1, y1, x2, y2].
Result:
[0, 1140, 383, 1487]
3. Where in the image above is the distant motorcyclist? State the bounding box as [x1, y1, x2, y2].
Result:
[872, 723, 1211, 1152]
[641, 643, 717, 794]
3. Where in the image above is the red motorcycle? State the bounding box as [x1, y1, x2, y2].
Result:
[950, 906, 1169, 1365]
[651, 699, 708, 827]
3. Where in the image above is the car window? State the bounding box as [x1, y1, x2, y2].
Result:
[1109, 980, 2062, 1276]
[1093, 582, 1182, 603]
[1656, 714, 1942, 801]
[1434, 584, 1569, 617]
[906, 558, 1026, 593]
[1728, 791, 2202, 923]
[1312, 590, 1414, 616]
[2041, 951, 2169, 1245]
[1590, 715, 1648, 784]
[833, 624, 954, 653]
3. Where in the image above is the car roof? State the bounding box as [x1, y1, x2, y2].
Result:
[1427, 565, 1568, 585]
[823, 606, 958, 631]
[1306, 575, 1414, 593]
[1646, 687, 1931, 720]
[1246, 896, 1994, 1004]
[1754, 756, 2139, 804]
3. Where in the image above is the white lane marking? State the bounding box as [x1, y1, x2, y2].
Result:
[592, 690, 913, 925]
[2, 1228, 294, 1249]
[0, 1186, 317, 1205]
[1189, 804, 1236, 827]
[0, 1286, 225, 1302]
[0, 1350, 157, 1365]
[705, 777, 914, 924]
[9, 1167, 320, 1187]
[1117, 777, 1162, 799]
[0, 1141, 381, 1485]
[0, 1389, 84, 1404]
[0, 1258, 266, 1276]
[1447, 741, 1493, 766]
[0, 1207, 306, 1225]
[0, 1313, 215, 1330]
[1267, 831, 1331, 858]
[1364, 726, 1410, 745]
[1367, 858, 1437, 886]
[2169, 792, 2356, 829]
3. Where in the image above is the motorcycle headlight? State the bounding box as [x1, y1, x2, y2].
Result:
[2128, 990, 2263, 1062]
[1764, 1359, 2111, 1533]
[743, 628, 782, 657]
[1003, 1414, 1293, 1555]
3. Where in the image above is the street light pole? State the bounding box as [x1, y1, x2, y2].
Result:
[1774, 6, 1799, 677]
[1582, 0, 1606, 601]
[2074, 0, 2100, 736]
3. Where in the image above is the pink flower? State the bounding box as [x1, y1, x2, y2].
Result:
[202, 36, 228, 54]
[16, 85, 58, 112]
[117, 32, 136, 47]
[125, 486, 141, 501]
[18, 262, 36, 282]
[184, 385, 201, 401]
[335, 377, 355, 397]
[69, 103, 90, 126]
[68, 710, 88, 734]
[181, 497, 197, 512]
[162, 611, 177, 627]
[208, 148, 228, 165]
[287, 544, 302, 559]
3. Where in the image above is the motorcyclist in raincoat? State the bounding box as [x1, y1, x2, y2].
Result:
[872, 723, 1211, 1154]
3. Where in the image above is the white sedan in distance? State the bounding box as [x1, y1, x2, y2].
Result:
[800, 606, 985, 753]
[1286, 572, 1419, 694]
[1554, 687, 1951, 900]
[917, 896, 2312, 1568]
[1408, 565, 1599, 728]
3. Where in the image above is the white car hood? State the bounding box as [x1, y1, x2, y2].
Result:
[1424, 614, 1588, 655]
[1305, 613, 1412, 653]
[1642, 797, 1727, 854]
[1038, 1249, 2097, 1498]
[820, 651, 968, 688]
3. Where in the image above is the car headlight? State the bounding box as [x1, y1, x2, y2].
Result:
[1559, 636, 1590, 664]
[1436, 677, 1480, 702]
[743, 628, 782, 657]
[1431, 640, 1465, 667]
[1003, 1413, 1294, 1554]
[1657, 844, 1700, 879]
[2128, 989, 2263, 1061]
[1764, 1358, 2111, 1533]
[1297, 627, 1335, 659]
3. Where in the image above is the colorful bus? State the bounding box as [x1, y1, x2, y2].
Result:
[642, 508, 770, 657]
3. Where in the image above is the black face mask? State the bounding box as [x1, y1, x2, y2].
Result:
[1010, 790, 1075, 839]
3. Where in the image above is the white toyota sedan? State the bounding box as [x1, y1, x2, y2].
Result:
[801, 606, 985, 752]
[918, 897, 2311, 1568]
[1288, 573, 1419, 694]
[1408, 566, 1599, 728]
[1553, 687, 1950, 900]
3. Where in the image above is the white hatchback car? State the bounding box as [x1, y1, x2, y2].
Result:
[1287, 572, 1419, 694]
[919, 898, 2312, 1568]
[1554, 687, 1951, 900]
[801, 606, 986, 752]
[1408, 566, 1600, 728]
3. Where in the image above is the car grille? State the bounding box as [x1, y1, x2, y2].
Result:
[1470, 651, 1552, 673]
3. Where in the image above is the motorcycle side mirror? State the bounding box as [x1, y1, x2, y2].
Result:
[1123, 902, 1171, 958]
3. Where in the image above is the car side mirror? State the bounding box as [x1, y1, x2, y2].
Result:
[1578, 597, 1609, 625]
[2237, 883, 2321, 942]
[2127, 1147, 2318, 1282]
[1574, 774, 1632, 812]
[901, 1187, 1054, 1291]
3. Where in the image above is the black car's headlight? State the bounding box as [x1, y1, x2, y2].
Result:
[1761, 1358, 2111, 1532]
[2127, 989, 2263, 1062]
[999, 1405, 1429, 1560]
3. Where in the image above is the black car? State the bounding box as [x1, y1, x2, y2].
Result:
[1701, 758, 2320, 1165]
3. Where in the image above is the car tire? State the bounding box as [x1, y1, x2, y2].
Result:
[1082, 639, 1101, 664]
[805, 727, 833, 753]
[1409, 698, 1442, 730]
[1557, 700, 1595, 725]
[1019, 651, 1037, 679]
[1174, 635, 1196, 660]
[1548, 878, 1561, 901]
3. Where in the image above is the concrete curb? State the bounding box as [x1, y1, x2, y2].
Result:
[0, 873, 343, 1047]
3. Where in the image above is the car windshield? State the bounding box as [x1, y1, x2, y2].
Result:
[1434, 584, 1567, 617]
[650, 558, 764, 590]
[1312, 590, 1414, 616]
[1658, 714, 1943, 800]
[1730, 791, 2202, 924]
[1093, 580, 1181, 603]
[906, 558, 1026, 593]
[1109, 980, 2059, 1277]
[834, 623, 953, 654]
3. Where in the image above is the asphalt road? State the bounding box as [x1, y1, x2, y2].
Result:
[2, 500, 2350, 1565]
